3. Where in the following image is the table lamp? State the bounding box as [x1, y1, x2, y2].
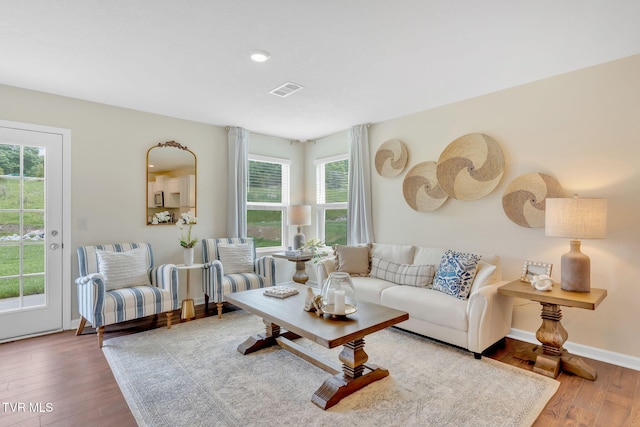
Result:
[545, 195, 607, 292]
[288, 205, 311, 250]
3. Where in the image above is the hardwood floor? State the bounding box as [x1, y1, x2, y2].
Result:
[1, 304, 638, 426]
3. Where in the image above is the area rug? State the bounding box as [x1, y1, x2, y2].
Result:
[103, 310, 558, 427]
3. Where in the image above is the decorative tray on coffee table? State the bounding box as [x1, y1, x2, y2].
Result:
[264, 286, 299, 299]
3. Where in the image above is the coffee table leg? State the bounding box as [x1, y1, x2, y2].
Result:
[237, 320, 301, 355]
[311, 338, 389, 410]
[236, 320, 281, 355]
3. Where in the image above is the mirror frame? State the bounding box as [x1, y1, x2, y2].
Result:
[146, 140, 197, 225]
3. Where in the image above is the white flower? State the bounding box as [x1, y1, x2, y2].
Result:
[177, 211, 198, 248]
[153, 211, 172, 224]
[176, 211, 197, 229]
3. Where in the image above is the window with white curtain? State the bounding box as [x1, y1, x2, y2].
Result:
[247, 154, 290, 249]
[315, 154, 348, 246]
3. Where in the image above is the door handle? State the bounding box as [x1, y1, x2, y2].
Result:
[50, 243, 59, 250]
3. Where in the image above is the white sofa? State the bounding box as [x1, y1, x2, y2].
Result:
[316, 243, 513, 358]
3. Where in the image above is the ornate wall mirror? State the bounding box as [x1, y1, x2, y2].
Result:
[146, 141, 197, 225]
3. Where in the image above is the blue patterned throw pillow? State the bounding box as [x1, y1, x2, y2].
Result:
[432, 250, 481, 300]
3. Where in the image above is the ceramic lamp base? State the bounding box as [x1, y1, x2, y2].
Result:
[293, 231, 305, 250]
[560, 240, 590, 292]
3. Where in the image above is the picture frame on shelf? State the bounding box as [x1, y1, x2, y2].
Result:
[520, 260, 553, 283]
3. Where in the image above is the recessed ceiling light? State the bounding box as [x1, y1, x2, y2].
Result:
[250, 50, 271, 63]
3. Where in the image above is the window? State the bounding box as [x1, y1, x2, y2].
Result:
[247, 154, 290, 249]
[315, 154, 348, 246]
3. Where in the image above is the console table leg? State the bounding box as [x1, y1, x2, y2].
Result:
[514, 302, 597, 380]
[292, 260, 309, 284]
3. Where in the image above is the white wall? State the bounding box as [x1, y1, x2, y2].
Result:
[0, 85, 224, 318]
[369, 55, 640, 358]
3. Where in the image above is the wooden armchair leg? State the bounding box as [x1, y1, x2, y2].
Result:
[217, 302, 224, 319]
[97, 326, 104, 348]
[166, 311, 173, 329]
[75, 317, 87, 336]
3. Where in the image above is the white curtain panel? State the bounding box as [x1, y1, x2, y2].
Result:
[347, 124, 375, 245]
[227, 127, 248, 237]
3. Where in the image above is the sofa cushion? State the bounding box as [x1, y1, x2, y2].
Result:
[381, 285, 469, 332]
[370, 256, 434, 287]
[412, 247, 446, 267]
[96, 247, 151, 291]
[350, 276, 396, 305]
[432, 250, 481, 300]
[334, 244, 371, 276]
[217, 243, 254, 274]
[371, 243, 415, 264]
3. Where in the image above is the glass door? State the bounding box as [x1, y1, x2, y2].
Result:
[0, 125, 63, 341]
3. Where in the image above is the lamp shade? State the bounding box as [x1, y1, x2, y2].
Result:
[545, 197, 607, 239]
[288, 205, 311, 226]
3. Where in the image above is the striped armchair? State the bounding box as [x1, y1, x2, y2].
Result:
[201, 238, 275, 318]
[75, 243, 179, 347]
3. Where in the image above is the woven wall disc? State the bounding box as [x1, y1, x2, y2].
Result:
[375, 139, 408, 177]
[502, 173, 564, 228]
[402, 161, 448, 212]
[436, 133, 505, 200]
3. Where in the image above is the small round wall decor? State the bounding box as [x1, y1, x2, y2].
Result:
[375, 139, 408, 177]
[502, 172, 564, 228]
[436, 133, 505, 200]
[402, 161, 448, 212]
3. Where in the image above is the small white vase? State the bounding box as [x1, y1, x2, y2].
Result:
[183, 247, 194, 266]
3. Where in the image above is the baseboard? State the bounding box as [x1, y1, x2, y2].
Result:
[507, 328, 640, 372]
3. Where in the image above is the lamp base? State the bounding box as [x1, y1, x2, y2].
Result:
[560, 240, 590, 292]
[293, 230, 305, 250]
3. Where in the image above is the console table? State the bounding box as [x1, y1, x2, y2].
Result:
[175, 263, 204, 321]
[498, 280, 607, 380]
[273, 251, 312, 284]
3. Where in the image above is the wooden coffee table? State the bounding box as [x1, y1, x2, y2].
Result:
[226, 283, 409, 410]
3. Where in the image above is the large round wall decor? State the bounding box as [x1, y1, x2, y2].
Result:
[436, 133, 505, 200]
[502, 172, 564, 228]
[375, 139, 408, 177]
[402, 161, 448, 212]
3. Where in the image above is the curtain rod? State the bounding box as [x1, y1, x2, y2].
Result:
[225, 123, 371, 144]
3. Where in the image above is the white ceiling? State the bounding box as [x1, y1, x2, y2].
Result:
[1, 1, 639, 141]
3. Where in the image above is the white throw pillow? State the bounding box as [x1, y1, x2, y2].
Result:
[217, 243, 254, 274]
[96, 247, 150, 291]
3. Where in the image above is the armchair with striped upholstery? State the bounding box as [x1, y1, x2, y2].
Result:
[201, 238, 275, 318]
[75, 243, 179, 347]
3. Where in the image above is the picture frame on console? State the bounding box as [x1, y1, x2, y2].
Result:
[520, 260, 553, 283]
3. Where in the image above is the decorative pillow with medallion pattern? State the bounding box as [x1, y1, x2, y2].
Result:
[432, 250, 481, 300]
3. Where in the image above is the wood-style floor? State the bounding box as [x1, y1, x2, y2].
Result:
[1, 304, 639, 426]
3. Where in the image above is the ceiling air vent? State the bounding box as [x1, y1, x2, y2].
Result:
[269, 82, 304, 97]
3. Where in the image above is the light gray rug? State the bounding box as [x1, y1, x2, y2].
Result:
[103, 310, 558, 427]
